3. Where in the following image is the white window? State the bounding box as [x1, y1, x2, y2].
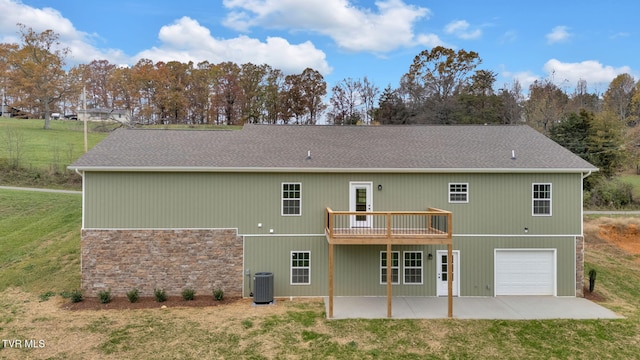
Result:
[282, 183, 301, 216]
[449, 183, 469, 203]
[532, 183, 552, 216]
[291, 251, 310, 285]
[403, 251, 423, 284]
[380, 251, 399, 285]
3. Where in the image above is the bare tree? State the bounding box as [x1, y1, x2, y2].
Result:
[360, 77, 379, 124]
[499, 79, 523, 124]
[328, 78, 362, 125]
[2, 127, 25, 169]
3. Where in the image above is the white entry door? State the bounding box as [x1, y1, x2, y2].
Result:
[436, 250, 459, 296]
[349, 182, 372, 228]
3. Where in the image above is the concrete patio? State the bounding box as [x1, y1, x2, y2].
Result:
[324, 296, 622, 320]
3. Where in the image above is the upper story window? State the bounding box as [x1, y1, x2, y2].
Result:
[532, 183, 552, 216]
[282, 183, 301, 216]
[449, 183, 469, 203]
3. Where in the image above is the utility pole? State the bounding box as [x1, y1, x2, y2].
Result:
[83, 86, 88, 153]
[1, 88, 5, 117]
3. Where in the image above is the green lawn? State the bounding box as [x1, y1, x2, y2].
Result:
[620, 173, 640, 200]
[0, 189, 81, 294]
[0, 118, 113, 171]
[1, 189, 640, 359]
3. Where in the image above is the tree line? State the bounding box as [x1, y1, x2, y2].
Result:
[1, 27, 640, 159]
[2, 26, 640, 130]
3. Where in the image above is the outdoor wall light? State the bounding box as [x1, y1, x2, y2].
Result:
[428, 253, 433, 260]
[378, 184, 383, 191]
[524, 227, 529, 233]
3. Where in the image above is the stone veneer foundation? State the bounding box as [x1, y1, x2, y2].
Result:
[576, 235, 584, 297]
[81, 229, 243, 297]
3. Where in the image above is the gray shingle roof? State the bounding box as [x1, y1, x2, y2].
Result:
[69, 124, 597, 173]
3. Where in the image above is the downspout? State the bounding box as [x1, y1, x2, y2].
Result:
[579, 170, 593, 297]
[74, 169, 85, 229]
[74, 168, 85, 285]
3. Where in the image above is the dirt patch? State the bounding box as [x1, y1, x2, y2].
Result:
[63, 295, 244, 311]
[598, 223, 640, 259]
[583, 286, 607, 302]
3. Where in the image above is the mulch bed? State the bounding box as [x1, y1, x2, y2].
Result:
[62, 295, 244, 311]
[583, 286, 606, 302]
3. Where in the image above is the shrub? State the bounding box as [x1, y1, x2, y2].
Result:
[126, 288, 140, 303]
[70, 289, 83, 303]
[241, 319, 253, 329]
[213, 288, 224, 301]
[587, 180, 634, 209]
[39, 291, 56, 302]
[154, 288, 167, 302]
[98, 289, 112, 304]
[589, 269, 597, 293]
[181, 288, 196, 301]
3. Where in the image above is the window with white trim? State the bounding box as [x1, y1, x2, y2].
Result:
[291, 251, 310, 285]
[449, 183, 469, 203]
[403, 251, 423, 284]
[380, 251, 399, 285]
[282, 183, 301, 216]
[532, 183, 552, 216]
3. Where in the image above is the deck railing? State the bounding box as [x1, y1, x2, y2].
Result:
[325, 208, 452, 245]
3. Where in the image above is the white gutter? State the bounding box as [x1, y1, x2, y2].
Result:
[67, 166, 599, 174]
[582, 170, 593, 179]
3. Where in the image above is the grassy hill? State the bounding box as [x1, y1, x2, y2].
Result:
[0, 119, 239, 189]
[1, 189, 640, 359]
[0, 118, 112, 170]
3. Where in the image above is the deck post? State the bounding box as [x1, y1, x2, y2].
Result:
[387, 241, 392, 318]
[329, 243, 334, 318]
[447, 212, 453, 318]
[447, 244, 453, 318]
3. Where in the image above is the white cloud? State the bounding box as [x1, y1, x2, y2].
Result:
[136, 17, 332, 75]
[546, 25, 571, 44]
[0, 0, 128, 65]
[500, 69, 540, 92]
[543, 58, 632, 86]
[499, 30, 518, 44]
[222, 0, 444, 52]
[444, 20, 481, 40]
[0, 1, 330, 74]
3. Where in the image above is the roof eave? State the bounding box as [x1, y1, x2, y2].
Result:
[67, 166, 599, 174]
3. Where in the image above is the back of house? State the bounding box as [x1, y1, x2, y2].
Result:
[69, 124, 597, 302]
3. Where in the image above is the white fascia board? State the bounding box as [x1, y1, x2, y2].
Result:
[67, 166, 598, 174]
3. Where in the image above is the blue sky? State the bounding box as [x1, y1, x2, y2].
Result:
[1, 0, 638, 95]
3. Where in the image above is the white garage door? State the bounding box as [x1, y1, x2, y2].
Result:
[495, 250, 556, 295]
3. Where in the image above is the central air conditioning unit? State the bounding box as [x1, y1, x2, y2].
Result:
[253, 272, 274, 304]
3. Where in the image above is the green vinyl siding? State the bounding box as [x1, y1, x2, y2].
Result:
[242, 236, 576, 297]
[243, 236, 329, 297]
[453, 236, 576, 296]
[83, 172, 584, 236]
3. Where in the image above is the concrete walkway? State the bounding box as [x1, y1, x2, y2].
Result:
[0, 185, 81, 195]
[584, 210, 640, 215]
[325, 296, 623, 320]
